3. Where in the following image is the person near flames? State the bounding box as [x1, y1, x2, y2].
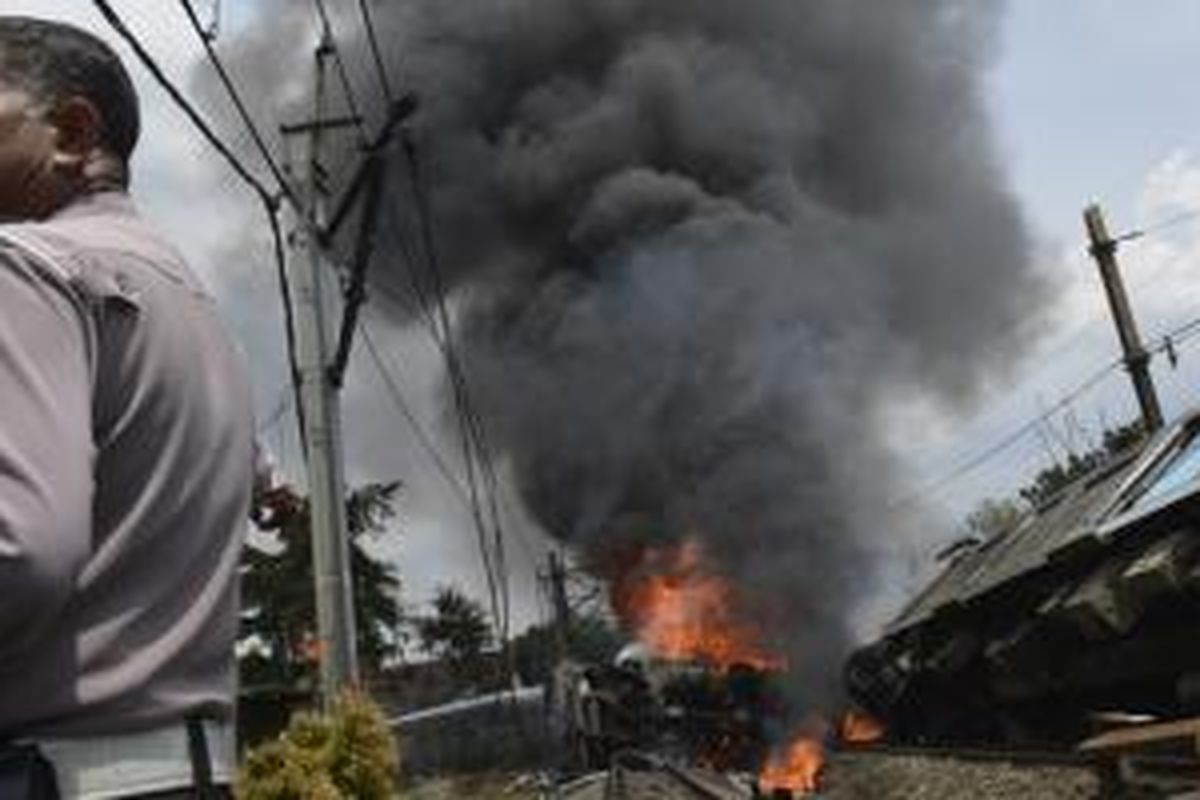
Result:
[0, 16, 254, 799]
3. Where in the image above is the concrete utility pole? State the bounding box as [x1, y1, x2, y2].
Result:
[546, 552, 572, 662]
[286, 33, 360, 703]
[1084, 204, 1165, 434]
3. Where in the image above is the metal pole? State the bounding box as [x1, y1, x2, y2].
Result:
[1083, 204, 1164, 433]
[291, 31, 360, 703]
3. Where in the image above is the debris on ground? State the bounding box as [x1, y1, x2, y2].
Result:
[819, 750, 1104, 799]
[403, 772, 538, 799]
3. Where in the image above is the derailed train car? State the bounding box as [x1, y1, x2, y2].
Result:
[553, 647, 786, 772]
[848, 410, 1200, 747]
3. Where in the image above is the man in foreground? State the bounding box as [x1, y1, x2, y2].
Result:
[0, 16, 254, 798]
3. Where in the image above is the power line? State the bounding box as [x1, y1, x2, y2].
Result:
[267, 208, 308, 455]
[356, 0, 395, 104]
[361, 309, 543, 575]
[375, 250, 505, 646]
[170, 0, 309, 453]
[256, 388, 291, 436]
[919, 232, 1200, 508]
[361, 237, 545, 575]
[390, 151, 494, 514]
[372, 131, 514, 643]
[311, 0, 369, 148]
[1114, 208, 1200, 245]
[106, 0, 355, 244]
[178, 0, 295, 203]
[989, 204, 1199, 411]
[96, 0, 309, 458]
[360, 321, 472, 506]
[1154, 311, 1200, 346]
[930, 212, 1197, 468]
[996, 203, 1200, 399]
[95, 0, 278, 207]
[401, 133, 517, 642]
[889, 358, 1124, 511]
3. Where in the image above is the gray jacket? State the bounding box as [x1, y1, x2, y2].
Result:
[0, 192, 254, 737]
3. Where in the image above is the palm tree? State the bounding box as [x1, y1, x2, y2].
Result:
[240, 481, 404, 692]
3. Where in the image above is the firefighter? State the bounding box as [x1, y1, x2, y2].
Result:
[0, 16, 254, 798]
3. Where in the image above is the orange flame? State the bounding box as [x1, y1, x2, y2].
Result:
[840, 709, 885, 744]
[616, 539, 784, 670]
[758, 736, 824, 794]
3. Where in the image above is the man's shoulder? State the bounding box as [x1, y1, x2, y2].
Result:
[0, 221, 77, 287]
[2, 194, 204, 296]
[25, 192, 163, 257]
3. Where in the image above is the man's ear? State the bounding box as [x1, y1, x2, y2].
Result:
[46, 96, 104, 174]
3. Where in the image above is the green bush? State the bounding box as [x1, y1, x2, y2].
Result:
[237, 691, 399, 800]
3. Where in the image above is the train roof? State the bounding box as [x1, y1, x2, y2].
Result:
[885, 409, 1200, 637]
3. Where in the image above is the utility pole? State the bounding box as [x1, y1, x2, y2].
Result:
[285, 32, 360, 703]
[546, 551, 572, 663]
[1084, 204, 1164, 434]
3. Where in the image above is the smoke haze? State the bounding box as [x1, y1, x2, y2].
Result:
[224, 0, 1043, 701]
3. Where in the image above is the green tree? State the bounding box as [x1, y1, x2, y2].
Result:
[1019, 419, 1147, 507]
[956, 419, 1149, 550]
[414, 586, 493, 684]
[240, 481, 404, 692]
[511, 613, 624, 685]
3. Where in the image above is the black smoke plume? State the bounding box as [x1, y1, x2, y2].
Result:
[220, 0, 1042, 700]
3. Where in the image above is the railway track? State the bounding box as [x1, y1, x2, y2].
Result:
[553, 751, 752, 799]
[606, 752, 752, 799]
[554, 744, 1159, 799]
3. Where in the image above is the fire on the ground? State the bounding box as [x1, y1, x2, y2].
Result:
[553, 538, 882, 794]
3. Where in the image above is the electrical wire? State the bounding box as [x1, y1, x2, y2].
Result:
[94, 0, 277, 206]
[311, 0, 370, 148]
[998, 201, 1200, 382]
[111, 0, 340, 243]
[323, 267, 545, 638]
[915, 207, 1200, 495]
[1154, 313, 1200, 348]
[916, 267, 1200, 515]
[178, 0, 301, 207]
[360, 320, 473, 507]
[889, 358, 1124, 511]
[96, 0, 309, 459]
[172, 0, 309, 454]
[362, 240, 546, 577]
[362, 307, 542, 585]
[1114, 208, 1200, 245]
[402, 133, 516, 643]
[356, 0, 395, 104]
[375, 132, 514, 646]
[256, 388, 292, 436]
[267, 208, 308, 456]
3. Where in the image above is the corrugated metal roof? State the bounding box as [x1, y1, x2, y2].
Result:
[884, 412, 1200, 637]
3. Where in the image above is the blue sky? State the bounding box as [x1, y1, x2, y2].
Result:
[992, 0, 1200, 237]
[7, 1, 1200, 631]
[889, 1, 1200, 516]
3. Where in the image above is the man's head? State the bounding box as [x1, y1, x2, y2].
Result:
[0, 17, 139, 219]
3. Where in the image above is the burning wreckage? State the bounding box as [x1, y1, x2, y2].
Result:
[849, 410, 1200, 749]
[552, 541, 881, 795]
[552, 411, 1200, 794]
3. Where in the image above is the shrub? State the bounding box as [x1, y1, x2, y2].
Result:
[237, 690, 399, 800]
